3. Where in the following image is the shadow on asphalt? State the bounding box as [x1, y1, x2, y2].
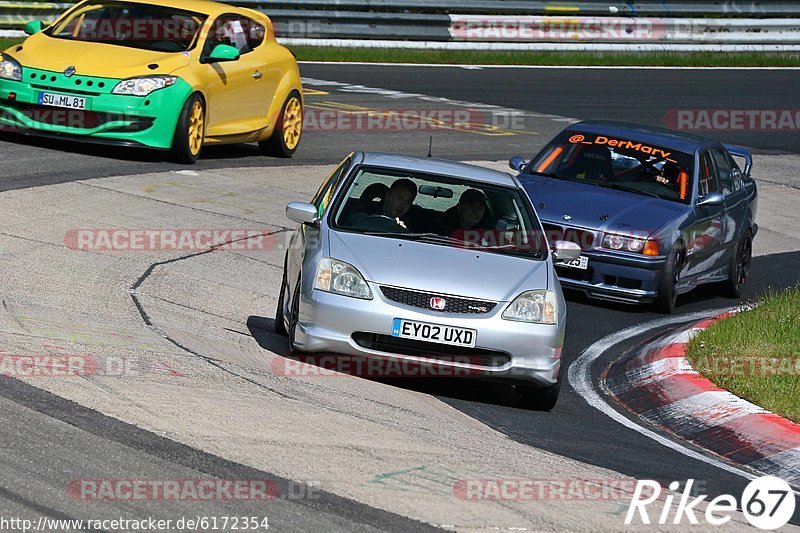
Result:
[0, 130, 265, 163]
[244, 251, 800, 414]
[246, 313, 536, 411]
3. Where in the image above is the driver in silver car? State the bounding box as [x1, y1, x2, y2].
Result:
[346, 178, 418, 227]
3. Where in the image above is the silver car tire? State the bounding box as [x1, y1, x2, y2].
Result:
[288, 276, 302, 355]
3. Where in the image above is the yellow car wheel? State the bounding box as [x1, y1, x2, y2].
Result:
[170, 93, 205, 164]
[259, 91, 302, 158]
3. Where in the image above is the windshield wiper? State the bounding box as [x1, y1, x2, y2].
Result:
[362, 231, 463, 244]
[476, 244, 545, 258]
[592, 182, 662, 199]
[528, 170, 580, 182]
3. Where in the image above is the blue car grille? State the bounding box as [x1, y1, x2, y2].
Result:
[380, 286, 496, 314]
[542, 223, 596, 251]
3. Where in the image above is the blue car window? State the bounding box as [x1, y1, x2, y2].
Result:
[710, 148, 734, 195]
[698, 152, 721, 197]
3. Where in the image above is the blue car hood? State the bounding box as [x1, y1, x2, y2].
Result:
[328, 230, 550, 302]
[520, 174, 686, 236]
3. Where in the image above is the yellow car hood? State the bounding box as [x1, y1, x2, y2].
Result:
[13, 34, 191, 78]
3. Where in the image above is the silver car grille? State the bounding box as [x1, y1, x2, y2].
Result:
[379, 286, 496, 314]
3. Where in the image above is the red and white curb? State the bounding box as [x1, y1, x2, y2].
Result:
[605, 313, 800, 489]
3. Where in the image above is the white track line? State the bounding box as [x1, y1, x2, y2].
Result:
[300, 61, 800, 71]
[566, 307, 763, 482]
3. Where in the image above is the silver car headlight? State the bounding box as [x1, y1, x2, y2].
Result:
[0, 54, 22, 81]
[112, 76, 177, 96]
[503, 290, 558, 324]
[314, 257, 372, 299]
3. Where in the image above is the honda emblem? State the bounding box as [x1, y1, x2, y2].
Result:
[429, 297, 446, 310]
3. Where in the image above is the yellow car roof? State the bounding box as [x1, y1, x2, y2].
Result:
[83, 0, 267, 20]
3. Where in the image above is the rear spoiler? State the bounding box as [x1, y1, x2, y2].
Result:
[723, 143, 753, 176]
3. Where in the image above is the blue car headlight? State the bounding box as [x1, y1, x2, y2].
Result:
[602, 233, 660, 255]
[314, 257, 373, 299]
[112, 75, 177, 96]
[0, 54, 22, 81]
[503, 290, 557, 324]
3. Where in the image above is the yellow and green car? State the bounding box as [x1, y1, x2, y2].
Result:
[0, 0, 303, 162]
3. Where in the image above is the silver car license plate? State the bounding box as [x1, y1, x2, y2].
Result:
[391, 318, 476, 348]
[38, 92, 87, 110]
[558, 255, 589, 270]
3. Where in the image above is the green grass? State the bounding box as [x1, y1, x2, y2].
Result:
[0, 38, 22, 51]
[3, 37, 800, 66]
[686, 286, 800, 423]
[289, 46, 800, 67]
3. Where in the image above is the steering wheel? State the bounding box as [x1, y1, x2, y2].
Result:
[356, 214, 409, 233]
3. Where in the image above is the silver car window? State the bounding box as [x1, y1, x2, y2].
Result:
[330, 166, 547, 259]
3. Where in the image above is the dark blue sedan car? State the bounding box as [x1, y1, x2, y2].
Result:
[510, 121, 758, 313]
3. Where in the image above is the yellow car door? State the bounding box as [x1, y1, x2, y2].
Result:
[199, 14, 271, 137]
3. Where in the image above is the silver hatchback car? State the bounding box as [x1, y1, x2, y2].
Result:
[275, 152, 580, 410]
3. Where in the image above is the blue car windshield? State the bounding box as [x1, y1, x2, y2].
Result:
[330, 165, 548, 259]
[46, 1, 206, 52]
[529, 131, 695, 204]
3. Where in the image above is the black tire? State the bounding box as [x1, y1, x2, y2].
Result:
[718, 231, 752, 298]
[259, 91, 302, 158]
[652, 246, 684, 314]
[170, 93, 205, 164]
[287, 276, 302, 355]
[274, 272, 288, 336]
[515, 374, 562, 412]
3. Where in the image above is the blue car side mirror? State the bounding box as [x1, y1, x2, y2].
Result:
[509, 156, 527, 172]
[697, 192, 724, 208]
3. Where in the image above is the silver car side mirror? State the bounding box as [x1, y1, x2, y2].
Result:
[697, 192, 724, 208]
[509, 156, 527, 172]
[552, 240, 581, 261]
[286, 202, 320, 225]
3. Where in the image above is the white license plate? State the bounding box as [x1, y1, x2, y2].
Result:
[38, 92, 87, 110]
[558, 255, 589, 270]
[391, 318, 476, 348]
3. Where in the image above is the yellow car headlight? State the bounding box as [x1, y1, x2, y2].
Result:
[112, 76, 176, 97]
[0, 54, 22, 81]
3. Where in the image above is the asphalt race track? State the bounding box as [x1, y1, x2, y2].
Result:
[0, 64, 798, 530]
[300, 64, 800, 154]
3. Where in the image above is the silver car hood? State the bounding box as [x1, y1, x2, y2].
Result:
[328, 230, 550, 302]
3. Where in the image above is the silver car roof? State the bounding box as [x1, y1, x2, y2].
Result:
[356, 152, 517, 188]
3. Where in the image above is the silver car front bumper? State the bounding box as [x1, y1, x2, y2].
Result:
[293, 283, 564, 386]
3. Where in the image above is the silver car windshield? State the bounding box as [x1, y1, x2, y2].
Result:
[331, 166, 548, 259]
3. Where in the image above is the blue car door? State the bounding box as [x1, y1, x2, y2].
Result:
[710, 147, 749, 265]
[686, 151, 726, 278]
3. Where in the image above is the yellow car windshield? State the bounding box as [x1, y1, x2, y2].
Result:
[47, 1, 206, 53]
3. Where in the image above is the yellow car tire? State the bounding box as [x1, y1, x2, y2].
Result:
[259, 91, 302, 158]
[170, 93, 205, 164]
